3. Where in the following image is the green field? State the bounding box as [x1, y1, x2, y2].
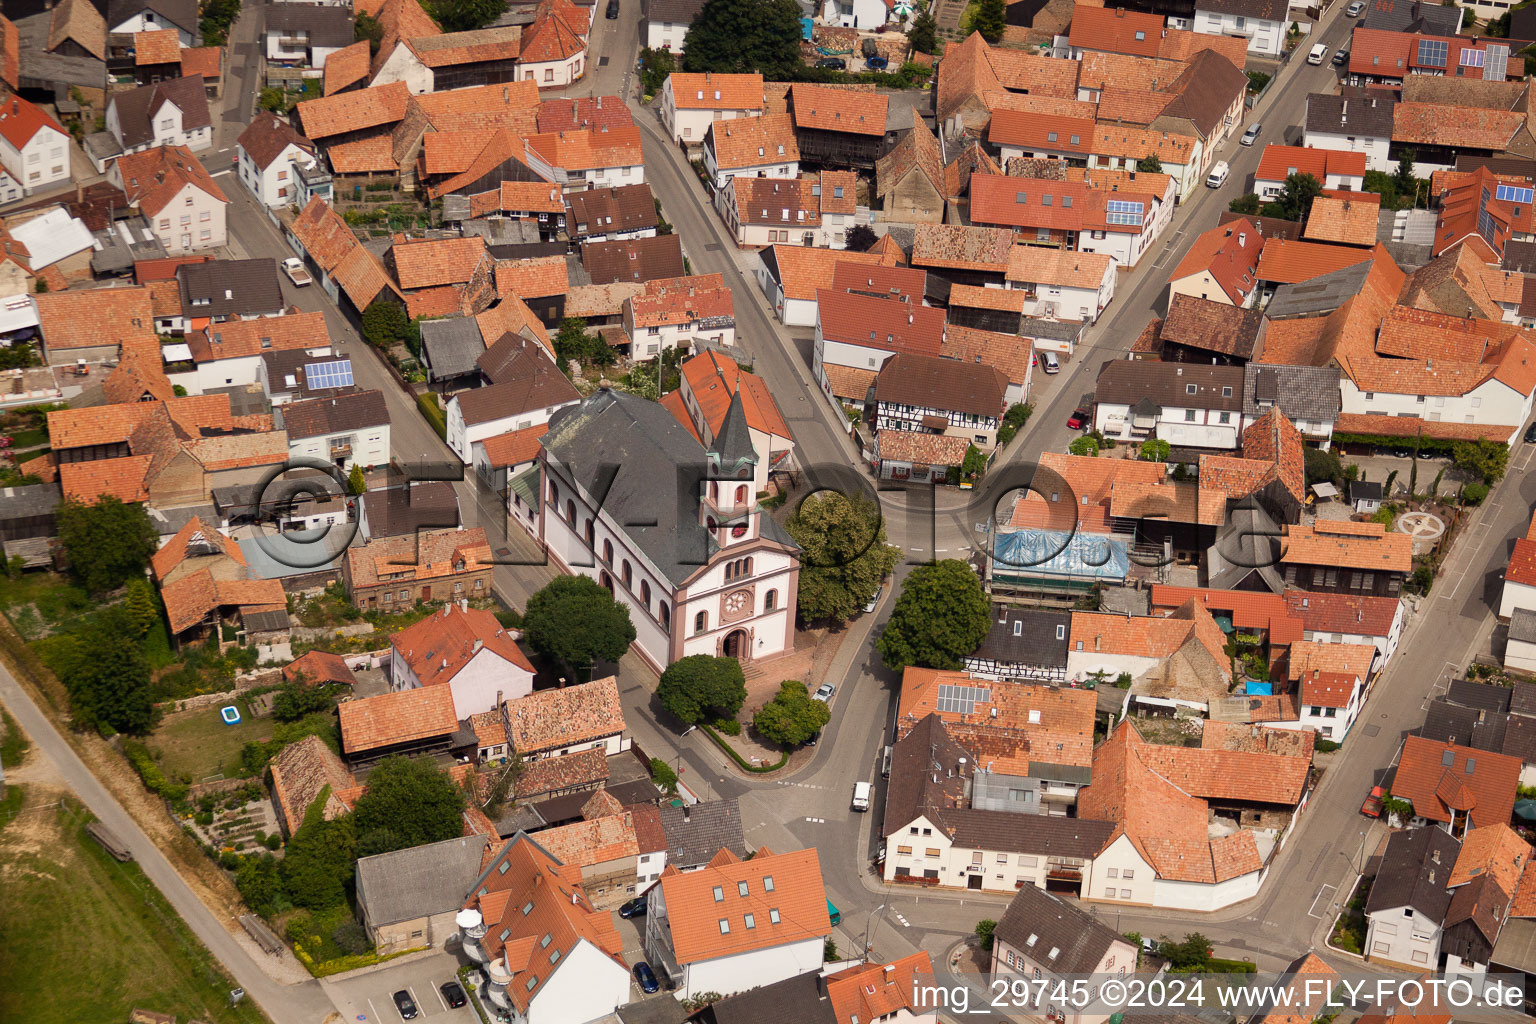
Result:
[0, 798, 270, 1024]
[153, 704, 275, 784]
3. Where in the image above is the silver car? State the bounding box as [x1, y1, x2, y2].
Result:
[1346, 1, 1364, 14]
[813, 683, 836, 703]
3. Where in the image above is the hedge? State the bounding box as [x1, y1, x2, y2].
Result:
[292, 942, 425, 978]
[416, 392, 447, 439]
[1330, 432, 1458, 456]
[122, 738, 189, 802]
[700, 723, 787, 773]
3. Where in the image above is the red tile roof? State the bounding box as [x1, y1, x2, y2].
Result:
[296, 80, 409, 139]
[1069, 5, 1164, 57]
[390, 604, 534, 689]
[1149, 586, 1304, 644]
[0, 94, 67, 151]
[1393, 735, 1521, 828]
[987, 110, 1095, 154]
[1169, 218, 1263, 304]
[478, 423, 548, 468]
[826, 953, 935, 1024]
[1283, 590, 1400, 638]
[656, 846, 828, 964]
[706, 113, 799, 170]
[815, 290, 945, 355]
[133, 27, 180, 65]
[504, 675, 624, 753]
[116, 144, 228, 216]
[790, 83, 887, 137]
[678, 349, 791, 440]
[1254, 145, 1367, 184]
[392, 236, 488, 290]
[338, 685, 460, 755]
[284, 649, 355, 687]
[668, 72, 764, 111]
[1256, 238, 1374, 284]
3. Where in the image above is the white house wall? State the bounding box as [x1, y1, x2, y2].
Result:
[682, 936, 826, 1000]
[525, 939, 632, 1024]
[1339, 378, 1530, 444]
[1302, 129, 1392, 173]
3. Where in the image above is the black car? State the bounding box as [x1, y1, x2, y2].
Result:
[634, 961, 660, 994]
[619, 895, 648, 918]
[1525, 421, 1536, 443]
[392, 990, 419, 1020]
[815, 58, 846, 69]
[606, 0, 619, 15]
[441, 981, 467, 1008]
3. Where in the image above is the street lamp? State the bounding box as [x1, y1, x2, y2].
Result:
[864, 904, 886, 959]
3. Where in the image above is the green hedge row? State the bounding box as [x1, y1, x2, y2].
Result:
[416, 393, 447, 439]
[1330, 432, 1459, 456]
[292, 942, 424, 978]
[700, 723, 787, 773]
[122, 738, 188, 802]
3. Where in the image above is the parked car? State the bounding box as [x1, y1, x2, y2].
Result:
[1308, 43, 1329, 64]
[1206, 161, 1230, 188]
[1240, 123, 1261, 146]
[1360, 784, 1385, 818]
[816, 57, 846, 69]
[1332, 48, 1349, 66]
[1067, 407, 1089, 429]
[813, 682, 836, 703]
[440, 981, 467, 1009]
[606, 0, 619, 17]
[863, 585, 883, 613]
[1346, 0, 1365, 14]
[281, 257, 312, 286]
[393, 990, 419, 1020]
[619, 896, 648, 918]
[633, 962, 660, 994]
[865, 56, 889, 70]
[1525, 421, 1536, 443]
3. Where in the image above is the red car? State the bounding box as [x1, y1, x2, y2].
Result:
[1360, 785, 1384, 818]
[1067, 408, 1089, 430]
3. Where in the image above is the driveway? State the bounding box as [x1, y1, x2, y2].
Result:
[321, 949, 477, 1023]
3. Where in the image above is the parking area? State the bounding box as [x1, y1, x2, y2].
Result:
[321, 949, 478, 1023]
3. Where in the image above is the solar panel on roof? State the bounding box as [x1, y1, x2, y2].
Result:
[1486, 44, 1509, 82]
[304, 359, 354, 390]
[1105, 199, 1144, 226]
[1459, 48, 1484, 68]
[1416, 38, 1448, 68]
[1496, 184, 1533, 205]
[935, 683, 991, 714]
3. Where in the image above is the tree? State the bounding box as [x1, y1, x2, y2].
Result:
[258, 88, 288, 113]
[785, 492, 900, 625]
[1228, 193, 1262, 216]
[123, 577, 160, 638]
[1136, 154, 1163, 173]
[961, 444, 987, 480]
[877, 559, 990, 672]
[1138, 438, 1170, 462]
[975, 919, 998, 952]
[351, 756, 467, 855]
[554, 316, 612, 366]
[271, 681, 337, 723]
[1303, 447, 1343, 486]
[355, 9, 385, 52]
[970, 0, 1005, 43]
[429, 0, 508, 32]
[682, 0, 804, 80]
[1362, 169, 1402, 210]
[845, 224, 878, 252]
[56, 496, 157, 594]
[1452, 440, 1509, 484]
[361, 298, 410, 349]
[657, 655, 747, 725]
[1157, 933, 1213, 970]
[1393, 151, 1418, 202]
[639, 47, 677, 96]
[1272, 172, 1323, 223]
[348, 463, 366, 496]
[523, 575, 637, 677]
[66, 618, 155, 734]
[907, 8, 938, 53]
[235, 854, 286, 917]
[281, 796, 356, 910]
[752, 681, 829, 747]
[649, 756, 679, 795]
[997, 402, 1033, 446]
[1068, 435, 1100, 457]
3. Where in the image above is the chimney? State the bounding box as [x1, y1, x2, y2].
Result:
[473, 638, 483, 654]
[683, 804, 691, 822]
[884, 964, 896, 983]
[1238, 232, 1246, 246]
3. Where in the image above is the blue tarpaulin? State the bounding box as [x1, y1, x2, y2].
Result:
[991, 528, 1131, 583]
[801, 17, 813, 39]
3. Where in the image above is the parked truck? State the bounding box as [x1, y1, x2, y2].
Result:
[851, 781, 871, 811]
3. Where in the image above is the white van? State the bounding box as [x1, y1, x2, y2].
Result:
[1206, 161, 1230, 188]
[1039, 351, 1060, 374]
[852, 781, 871, 811]
[1308, 43, 1328, 64]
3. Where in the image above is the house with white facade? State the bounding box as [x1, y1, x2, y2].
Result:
[1005, 246, 1116, 323]
[1093, 361, 1247, 449]
[281, 389, 390, 472]
[1168, 218, 1264, 307]
[1287, 640, 1374, 742]
[109, 0, 200, 46]
[0, 96, 72, 196]
[621, 273, 736, 357]
[110, 144, 228, 254]
[1253, 145, 1367, 201]
[1303, 91, 1396, 173]
[1193, 0, 1286, 56]
[503, 675, 627, 759]
[105, 75, 213, 157]
[537, 385, 801, 672]
[664, 350, 794, 498]
[644, 846, 830, 999]
[444, 331, 580, 465]
[642, 0, 704, 54]
[235, 114, 321, 208]
[169, 311, 330, 396]
[565, 183, 658, 245]
[516, 0, 589, 89]
[1364, 828, 1460, 970]
[387, 604, 535, 718]
[718, 172, 860, 249]
[988, 110, 1096, 166]
[754, 246, 883, 327]
[968, 172, 1174, 271]
[702, 113, 799, 191]
[1283, 590, 1405, 671]
[522, 123, 644, 193]
[456, 833, 632, 1024]
[659, 72, 764, 146]
[812, 289, 947, 413]
[821, 0, 891, 28]
[993, 885, 1137, 1024]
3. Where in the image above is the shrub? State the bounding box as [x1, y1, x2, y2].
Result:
[1463, 482, 1490, 505]
[975, 919, 997, 951]
[219, 850, 242, 870]
[123, 739, 189, 802]
[713, 717, 742, 736]
[1315, 739, 1341, 753]
[416, 393, 447, 439]
[649, 757, 678, 795]
[265, 832, 283, 850]
[332, 920, 370, 955]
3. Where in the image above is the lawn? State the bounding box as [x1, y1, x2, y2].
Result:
[0, 799, 271, 1024]
[153, 704, 275, 784]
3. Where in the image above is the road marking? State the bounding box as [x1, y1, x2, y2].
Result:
[804, 817, 825, 823]
[1307, 883, 1337, 919]
[211, 169, 233, 176]
[893, 912, 910, 927]
[434, 982, 449, 1012]
[408, 986, 423, 1020]
[368, 998, 382, 1022]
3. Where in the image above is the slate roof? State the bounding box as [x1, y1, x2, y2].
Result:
[279, 390, 388, 439]
[110, 76, 210, 149]
[695, 973, 830, 1024]
[236, 113, 316, 170]
[969, 606, 1073, 670]
[359, 482, 459, 540]
[1305, 90, 1395, 139]
[356, 835, 491, 926]
[1366, 826, 1461, 918]
[564, 183, 657, 240]
[581, 234, 684, 284]
[178, 259, 283, 319]
[1243, 363, 1342, 424]
[1095, 359, 1244, 410]
[458, 334, 579, 425]
[1447, 679, 1514, 715]
[264, 4, 355, 48]
[109, 0, 198, 33]
[418, 316, 486, 381]
[657, 798, 748, 869]
[995, 883, 1130, 973]
[1266, 262, 1375, 319]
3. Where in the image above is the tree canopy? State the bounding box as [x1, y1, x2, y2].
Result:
[907, 9, 937, 53]
[970, 0, 1005, 43]
[1136, 155, 1163, 173]
[682, 0, 805, 80]
[657, 655, 747, 725]
[554, 317, 613, 366]
[1452, 440, 1509, 484]
[271, 681, 338, 723]
[752, 680, 829, 747]
[350, 756, 467, 855]
[1265, 172, 1322, 223]
[785, 492, 900, 625]
[57, 496, 157, 595]
[845, 225, 878, 252]
[66, 612, 155, 734]
[877, 560, 991, 672]
[522, 575, 637, 676]
[1069, 435, 1100, 457]
[639, 47, 677, 96]
[1139, 439, 1170, 463]
[428, 0, 509, 32]
[281, 794, 356, 910]
[1228, 193, 1262, 216]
